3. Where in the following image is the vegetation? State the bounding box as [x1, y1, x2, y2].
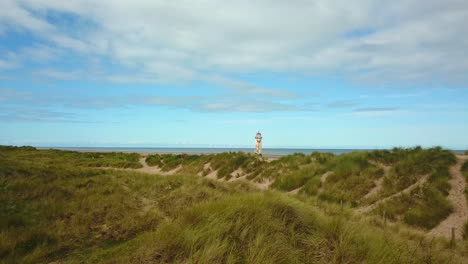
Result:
[377, 147, 456, 197]
[463, 161, 468, 229]
[320, 152, 383, 205]
[462, 160, 468, 195]
[464, 221, 468, 240]
[0, 146, 142, 168]
[1, 146, 467, 263]
[464, 161, 468, 240]
[374, 167, 453, 229]
[0, 149, 253, 263]
[364, 148, 456, 229]
[127, 193, 457, 264]
[145, 152, 258, 177]
[271, 166, 325, 192]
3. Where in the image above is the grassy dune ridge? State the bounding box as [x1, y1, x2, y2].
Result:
[1, 146, 467, 263]
[0, 146, 142, 169]
[462, 160, 468, 239]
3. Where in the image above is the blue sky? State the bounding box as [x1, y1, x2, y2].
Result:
[1, 0, 467, 149]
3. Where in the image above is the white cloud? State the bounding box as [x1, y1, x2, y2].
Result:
[0, 0, 55, 33]
[0, 51, 20, 70]
[0, 87, 307, 113]
[0, 0, 467, 87]
[34, 68, 81, 80]
[0, 58, 18, 70]
[20, 44, 62, 61]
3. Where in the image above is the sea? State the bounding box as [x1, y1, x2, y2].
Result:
[44, 147, 466, 156]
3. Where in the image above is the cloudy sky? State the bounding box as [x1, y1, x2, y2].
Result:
[1, 0, 467, 149]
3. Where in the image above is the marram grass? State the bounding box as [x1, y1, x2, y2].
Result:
[1, 146, 467, 263]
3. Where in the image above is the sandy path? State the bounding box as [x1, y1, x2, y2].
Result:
[105, 158, 275, 190]
[317, 171, 333, 195]
[253, 178, 273, 190]
[428, 155, 468, 240]
[288, 186, 303, 194]
[100, 157, 181, 176]
[362, 177, 385, 201]
[137, 157, 182, 175]
[204, 166, 219, 180]
[197, 162, 212, 176]
[361, 162, 390, 201]
[356, 174, 429, 214]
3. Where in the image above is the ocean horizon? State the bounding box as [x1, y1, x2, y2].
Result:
[40, 147, 466, 155]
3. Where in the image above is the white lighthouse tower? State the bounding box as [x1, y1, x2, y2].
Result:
[255, 131, 262, 155]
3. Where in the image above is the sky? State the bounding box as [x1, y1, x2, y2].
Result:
[0, 0, 468, 149]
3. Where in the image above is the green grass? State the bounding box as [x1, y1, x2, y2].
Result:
[271, 166, 325, 192]
[145, 152, 262, 177]
[1, 146, 468, 263]
[370, 147, 455, 200]
[145, 154, 190, 171]
[124, 193, 450, 264]
[374, 166, 453, 229]
[145, 154, 163, 167]
[299, 176, 322, 196]
[0, 150, 253, 263]
[319, 152, 383, 205]
[463, 160, 468, 240]
[0, 145, 142, 168]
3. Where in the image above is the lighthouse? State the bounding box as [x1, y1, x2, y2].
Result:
[255, 131, 262, 155]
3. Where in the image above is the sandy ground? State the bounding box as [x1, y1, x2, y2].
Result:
[253, 178, 273, 190]
[288, 186, 303, 194]
[101, 157, 181, 176]
[356, 174, 430, 214]
[317, 171, 333, 195]
[202, 163, 219, 180]
[230, 168, 244, 178]
[362, 177, 385, 201]
[361, 162, 390, 201]
[428, 155, 468, 240]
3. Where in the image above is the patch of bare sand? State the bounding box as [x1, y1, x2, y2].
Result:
[361, 162, 391, 201]
[317, 171, 333, 195]
[362, 177, 385, 201]
[137, 157, 182, 175]
[197, 162, 212, 176]
[228, 168, 247, 183]
[99, 157, 181, 176]
[253, 178, 273, 190]
[205, 169, 219, 180]
[140, 197, 154, 213]
[288, 186, 303, 194]
[428, 155, 468, 240]
[102, 157, 274, 190]
[230, 168, 244, 178]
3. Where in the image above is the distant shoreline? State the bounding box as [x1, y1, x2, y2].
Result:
[37, 146, 466, 157]
[37, 147, 287, 158]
